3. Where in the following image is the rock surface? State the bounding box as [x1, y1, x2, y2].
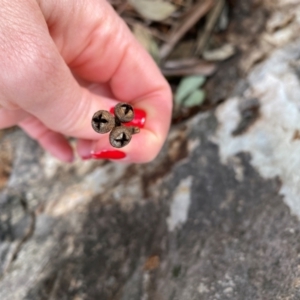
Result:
[1, 105, 300, 299]
[2, 1, 300, 299]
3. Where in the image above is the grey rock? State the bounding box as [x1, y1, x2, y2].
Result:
[1, 105, 300, 299]
[3, 2, 300, 300]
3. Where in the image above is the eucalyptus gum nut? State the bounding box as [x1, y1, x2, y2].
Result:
[91, 110, 115, 133]
[114, 103, 134, 123]
[92, 103, 139, 148]
[109, 126, 132, 148]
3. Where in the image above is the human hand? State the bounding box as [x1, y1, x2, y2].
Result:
[0, 0, 172, 163]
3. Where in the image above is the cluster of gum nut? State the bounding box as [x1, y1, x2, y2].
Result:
[91, 103, 140, 148]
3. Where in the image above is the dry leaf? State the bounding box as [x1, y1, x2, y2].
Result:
[203, 44, 235, 61]
[129, 0, 176, 21]
[133, 24, 159, 63]
[266, 11, 294, 33]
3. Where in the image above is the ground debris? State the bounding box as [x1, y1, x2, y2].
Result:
[0, 137, 13, 190]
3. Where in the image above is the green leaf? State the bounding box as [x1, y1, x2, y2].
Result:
[175, 76, 206, 105]
[183, 89, 206, 107]
[129, 0, 176, 21]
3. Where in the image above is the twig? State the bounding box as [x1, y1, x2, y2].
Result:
[159, 0, 215, 60]
[164, 58, 205, 69]
[161, 61, 217, 77]
[196, 0, 225, 55]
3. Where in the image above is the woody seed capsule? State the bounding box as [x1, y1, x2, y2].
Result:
[92, 103, 140, 148]
[109, 126, 132, 148]
[114, 103, 134, 123]
[91, 110, 115, 133]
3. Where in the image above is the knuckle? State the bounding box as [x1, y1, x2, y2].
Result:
[18, 41, 59, 89]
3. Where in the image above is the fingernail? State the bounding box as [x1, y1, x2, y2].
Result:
[91, 150, 126, 160]
[110, 107, 146, 128]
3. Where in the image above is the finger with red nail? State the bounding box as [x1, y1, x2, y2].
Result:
[0, 0, 172, 163]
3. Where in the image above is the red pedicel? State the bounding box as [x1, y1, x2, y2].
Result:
[91, 150, 126, 160]
[110, 107, 146, 128]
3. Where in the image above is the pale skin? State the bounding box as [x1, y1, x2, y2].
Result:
[0, 0, 172, 163]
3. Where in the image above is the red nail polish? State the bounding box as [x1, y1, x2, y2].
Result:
[91, 150, 126, 160]
[110, 107, 146, 128]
